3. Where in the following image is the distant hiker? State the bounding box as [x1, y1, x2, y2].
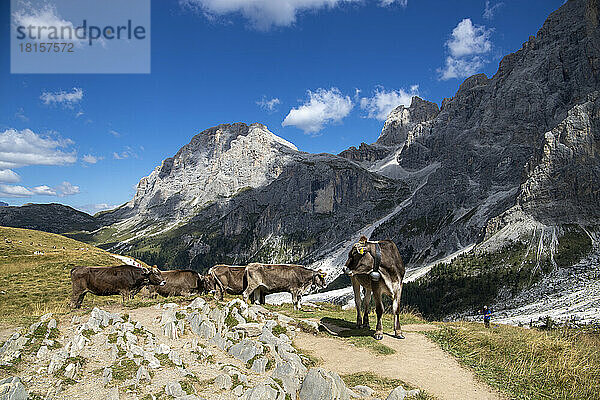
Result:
[483, 305, 492, 328]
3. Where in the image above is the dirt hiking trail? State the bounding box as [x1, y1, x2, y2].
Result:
[293, 324, 505, 400]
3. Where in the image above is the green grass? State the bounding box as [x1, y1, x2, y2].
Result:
[342, 372, 436, 399]
[0, 226, 161, 327]
[111, 358, 138, 382]
[427, 322, 600, 400]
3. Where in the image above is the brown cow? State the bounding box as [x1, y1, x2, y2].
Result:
[344, 236, 405, 340]
[148, 269, 204, 298]
[242, 263, 326, 310]
[206, 265, 246, 300]
[70, 265, 165, 308]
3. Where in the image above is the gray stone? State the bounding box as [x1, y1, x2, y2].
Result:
[228, 339, 263, 363]
[250, 356, 268, 373]
[240, 383, 279, 400]
[299, 368, 351, 400]
[136, 366, 151, 384]
[214, 374, 232, 390]
[165, 381, 186, 397]
[234, 323, 262, 337]
[164, 321, 179, 340]
[0, 377, 28, 400]
[198, 320, 216, 339]
[102, 367, 113, 385]
[352, 385, 375, 397]
[187, 297, 206, 310]
[385, 386, 419, 400]
[233, 384, 244, 397]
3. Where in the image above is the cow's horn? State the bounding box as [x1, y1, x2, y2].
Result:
[359, 235, 368, 243]
[141, 267, 149, 274]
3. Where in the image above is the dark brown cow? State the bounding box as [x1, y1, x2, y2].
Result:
[206, 265, 246, 300]
[344, 236, 405, 340]
[148, 269, 203, 298]
[242, 263, 326, 310]
[70, 265, 165, 308]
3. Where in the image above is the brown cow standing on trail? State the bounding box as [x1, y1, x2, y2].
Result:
[344, 236, 405, 340]
[70, 265, 165, 308]
[148, 269, 204, 298]
[242, 263, 327, 310]
[205, 265, 246, 300]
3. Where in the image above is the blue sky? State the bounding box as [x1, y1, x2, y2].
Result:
[0, 0, 564, 213]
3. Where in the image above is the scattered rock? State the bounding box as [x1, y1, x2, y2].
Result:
[0, 377, 28, 400]
[228, 339, 263, 363]
[299, 368, 351, 400]
[234, 323, 262, 337]
[386, 386, 420, 400]
[214, 374, 232, 390]
[165, 381, 186, 397]
[352, 385, 375, 397]
[240, 383, 279, 400]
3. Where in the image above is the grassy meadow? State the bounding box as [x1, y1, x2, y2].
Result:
[427, 322, 600, 400]
[0, 226, 155, 325]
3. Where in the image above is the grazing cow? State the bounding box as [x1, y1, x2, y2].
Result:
[206, 265, 247, 300]
[70, 265, 165, 308]
[148, 269, 204, 298]
[344, 236, 405, 340]
[242, 263, 327, 310]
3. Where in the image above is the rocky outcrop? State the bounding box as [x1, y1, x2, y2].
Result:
[0, 298, 421, 400]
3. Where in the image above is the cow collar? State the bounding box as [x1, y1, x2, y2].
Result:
[369, 242, 382, 281]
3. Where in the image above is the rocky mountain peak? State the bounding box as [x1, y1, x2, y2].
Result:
[376, 96, 439, 147]
[102, 123, 300, 226]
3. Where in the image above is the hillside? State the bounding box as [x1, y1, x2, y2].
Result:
[0, 226, 130, 325]
[0, 204, 100, 234]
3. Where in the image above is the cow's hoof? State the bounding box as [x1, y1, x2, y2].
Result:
[373, 333, 383, 340]
[395, 333, 405, 339]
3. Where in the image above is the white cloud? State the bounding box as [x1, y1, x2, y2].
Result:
[82, 154, 103, 164]
[379, 0, 407, 6]
[0, 181, 79, 198]
[0, 128, 76, 169]
[282, 88, 353, 134]
[31, 185, 57, 196]
[109, 129, 121, 137]
[257, 97, 281, 112]
[180, 0, 362, 30]
[483, 1, 503, 20]
[439, 56, 486, 80]
[40, 88, 83, 107]
[78, 203, 117, 214]
[12, 3, 80, 43]
[438, 18, 492, 80]
[57, 181, 80, 196]
[0, 169, 21, 183]
[360, 85, 419, 121]
[113, 147, 138, 160]
[0, 185, 33, 198]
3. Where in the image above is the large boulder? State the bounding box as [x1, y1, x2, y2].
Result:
[298, 368, 351, 400]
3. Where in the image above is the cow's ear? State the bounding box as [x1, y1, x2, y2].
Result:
[141, 267, 150, 275]
[357, 246, 366, 255]
[318, 270, 327, 278]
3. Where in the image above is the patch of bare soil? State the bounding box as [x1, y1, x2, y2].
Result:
[293, 324, 505, 400]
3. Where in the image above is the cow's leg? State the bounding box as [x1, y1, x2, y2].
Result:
[351, 277, 363, 328]
[71, 290, 86, 309]
[260, 290, 266, 305]
[373, 285, 384, 340]
[242, 284, 255, 305]
[393, 282, 405, 339]
[362, 288, 372, 329]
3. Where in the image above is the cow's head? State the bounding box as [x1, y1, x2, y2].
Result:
[197, 273, 213, 294]
[312, 270, 327, 289]
[344, 235, 373, 275]
[142, 266, 166, 286]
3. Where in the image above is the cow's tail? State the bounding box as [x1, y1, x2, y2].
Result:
[210, 269, 225, 298]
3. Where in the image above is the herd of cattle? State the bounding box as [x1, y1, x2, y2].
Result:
[70, 236, 406, 340]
